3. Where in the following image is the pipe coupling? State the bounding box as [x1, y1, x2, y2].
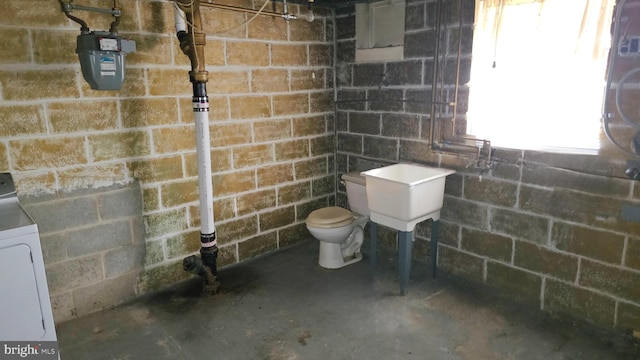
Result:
[189, 70, 209, 83]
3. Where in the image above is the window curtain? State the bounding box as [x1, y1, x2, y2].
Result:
[476, 0, 615, 64]
[467, 0, 615, 152]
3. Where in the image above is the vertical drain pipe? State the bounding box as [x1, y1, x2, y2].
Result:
[429, 0, 444, 150]
[174, 0, 219, 295]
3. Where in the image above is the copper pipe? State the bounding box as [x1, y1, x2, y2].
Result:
[199, 2, 282, 17]
[175, 0, 208, 83]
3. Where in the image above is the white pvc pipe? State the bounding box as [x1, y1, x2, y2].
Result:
[175, 1, 217, 246]
[194, 108, 216, 244]
[174, 5, 187, 34]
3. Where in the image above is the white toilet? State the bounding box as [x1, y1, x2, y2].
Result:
[305, 172, 370, 269]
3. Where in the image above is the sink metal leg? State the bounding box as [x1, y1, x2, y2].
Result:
[369, 221, 378, 269]
[431, 220, 439, 278]
[398, 230, 413, 295]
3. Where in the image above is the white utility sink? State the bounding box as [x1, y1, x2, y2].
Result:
[361, 163, 455, 232]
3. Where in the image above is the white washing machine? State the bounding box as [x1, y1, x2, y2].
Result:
[0, 173, 58, 342]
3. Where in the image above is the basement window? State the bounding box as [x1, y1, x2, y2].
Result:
[466, 0, 615, 154]
[355, 0, 405, 62]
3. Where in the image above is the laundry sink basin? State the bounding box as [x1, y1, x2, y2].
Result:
[361, 163, 455, 231]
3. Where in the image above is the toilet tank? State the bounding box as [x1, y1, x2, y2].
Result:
[341, 172, 370, 216]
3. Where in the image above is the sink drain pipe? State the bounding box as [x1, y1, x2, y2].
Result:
[174, 0, 219, 295]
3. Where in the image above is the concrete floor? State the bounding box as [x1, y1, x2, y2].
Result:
[57, 240, 640, 360]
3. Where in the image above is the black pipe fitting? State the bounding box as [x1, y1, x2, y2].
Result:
[182, 249, 218, 280]
[183, 249, 219, 296]
[200, 245, 218, 277]
[183, 254, 205, 275]
[176, 30, 188, 42]
[193, 82, 207, 97]
[183, 232, 219, 295]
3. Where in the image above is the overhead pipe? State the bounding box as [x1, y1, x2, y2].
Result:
[60, 0, 122, 34]
[60, 1, 89, 33]
[199, 2, 282, 18]
[282, 0, 298, 21]
[174, 0, 219, 295]
[198, 0, 303, 21]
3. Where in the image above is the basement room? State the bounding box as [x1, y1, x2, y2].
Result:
[1, 0, 640, 359]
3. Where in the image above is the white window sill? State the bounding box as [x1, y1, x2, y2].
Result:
[490, 144, 599, 156]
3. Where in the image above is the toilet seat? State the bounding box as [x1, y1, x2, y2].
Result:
[306, 207, 354, 229]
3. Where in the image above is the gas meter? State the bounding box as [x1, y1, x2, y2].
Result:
[76, 31, 136, 90]
[60, 0, 135, 91]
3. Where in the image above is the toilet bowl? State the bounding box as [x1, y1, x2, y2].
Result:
[305, 172, 370, 269]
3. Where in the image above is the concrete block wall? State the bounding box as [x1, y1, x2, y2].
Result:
[1, 0, 334, 323]
[334, 0, 640, 336]
[22, 183, 145, 323]
[438, 151, 640, 333]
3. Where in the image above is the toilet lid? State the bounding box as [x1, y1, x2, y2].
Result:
[306, 207, 354, 228]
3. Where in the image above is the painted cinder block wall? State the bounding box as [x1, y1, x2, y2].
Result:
[3, 0, 638, 337]
[334, 0, 640, 335]
[0, 0, 334, 323]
